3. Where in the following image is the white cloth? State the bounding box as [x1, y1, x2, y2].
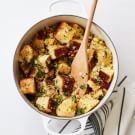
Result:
[46, 77, 135, 135]
[104, 79, 135, 135]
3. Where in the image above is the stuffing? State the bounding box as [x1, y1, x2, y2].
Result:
[45, 70, 55, 79]
[20, 78, 36, 94]
[36, 28, 47, 40]
[37, 80, 56, 97]
[47, 45, 68, 59]
[78, 94, 99, 113]
[44, 38, 57, 46]
[68, 39, 81, 57]
[87, 79, 101, 91]
[29, 67, 38, 78]
[91, 37, 112, 66]
[55, 22, 76, 44]
[36, 96, 55, 113]
[20, 62, 32, 75]
[97, 48, 112, 66]
[18, 22, 114, 117]
[93, 89, 104, 100]
[99, 66, 114, 83]
[32, 37, 44, 50]
[19, 45, 34, 63]
[57, 62, 71, 74]
[34, 54, 51, 73]
[72, 23, 84, 38]
[87, 48, 97, 71]
[56, 97, 77, 117]
[90, 65, 101, 79]
[54, 75, 75, 95]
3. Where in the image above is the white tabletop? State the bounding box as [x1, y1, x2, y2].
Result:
[0, 0, 135, 134]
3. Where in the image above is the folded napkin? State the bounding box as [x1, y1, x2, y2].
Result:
[46, 76, 135, 135]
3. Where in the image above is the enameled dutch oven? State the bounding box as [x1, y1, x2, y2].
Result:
[13, 0, 119, 135]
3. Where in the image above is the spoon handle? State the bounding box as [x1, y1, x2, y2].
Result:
[83, 0, 98, 46]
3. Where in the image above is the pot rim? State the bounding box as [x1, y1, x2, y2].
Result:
[13, 14, 119, 120]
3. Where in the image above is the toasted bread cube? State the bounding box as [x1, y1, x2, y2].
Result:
[99, 66, 114, 83]
[54, 75, 75, 94]
[68, 39, 81, 57]
[97, 48, 112, 66]
[93, 89, 104, 100]
[45, 70, 55, 79]
[56, 97, 77, 117]
[20, 62, 32, 75]
[87, 48, 97, 71]
[78, 94, 99, 113]
[72, 24, 84, 38]
[20, 78, 36, 94]
[55, 22, 76, 44]
[57, 62, 71, 74]
[29, 67, 38, 78]
[36, 96, 53, 113]
[48, 45, 68, 59]
[35, 54, 51, 73]
[87, 79, 101, 91]
[19, 45, 34, 63]
[37, 80, 56, 97]
[32, 38, 44, 50]
[44, 38, 57, 46]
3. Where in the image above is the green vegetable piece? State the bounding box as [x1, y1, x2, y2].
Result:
[36, 71, 45, 78]
[76, 108, 85, 115]
[80, 84, 86, 90]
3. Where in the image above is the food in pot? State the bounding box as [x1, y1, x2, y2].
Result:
[18, 22, 114, 117]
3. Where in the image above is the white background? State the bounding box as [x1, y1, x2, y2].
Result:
[0, 0, 135, 134]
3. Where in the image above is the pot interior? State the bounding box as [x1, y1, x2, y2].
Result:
[13, 15, 118, 120]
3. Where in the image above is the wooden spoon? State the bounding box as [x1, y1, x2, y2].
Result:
[71, 0, 98, 97]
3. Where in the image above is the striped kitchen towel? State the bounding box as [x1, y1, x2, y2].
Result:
[46, 76, 135, 135]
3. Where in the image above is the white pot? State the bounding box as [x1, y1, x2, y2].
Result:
[13, 0, 119, 135]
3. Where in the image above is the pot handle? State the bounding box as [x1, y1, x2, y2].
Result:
[48, 0, 88, 18]
[42, 115, 89, 135]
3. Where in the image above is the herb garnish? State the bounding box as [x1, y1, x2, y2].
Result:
[53, 95, 63, 105]
[80, 84, 86, 90]
[50, 62, 57, 69]
[36, 104, 44, 111]
[72, 95, 77, 102]
[76, 108, 85, 115]
[36, 71, 45, 78]
[98, 95, 104, 100]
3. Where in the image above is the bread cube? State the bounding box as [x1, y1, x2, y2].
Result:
[72, 24, 84, 38]
[48, 45, 68, 59]
[68, 39, 81, 57]
[57, 62, 71, 74]
[44, 38, 57, 46]
[19, 45, 34, 63]
[55, 22, 76, 44]
[97, 48, 112, 66]
[87, 48, 97, 71]
[37, 80, 56, 97]
[36, 96, 54, 113]
[78, 94, 99, 113]
[20, 78, 36, 94]
[29, 67, 38, 78]
[54, 75, 75, 94]
[35, 54, 51, 73]
[20, 62, 32, 75]
[87, 79, 101, 92]
[32, 38, 44, 50]
[93, 89, 104, 100]
[56, 97, 77, 117]
[99, 66, 114, 83]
